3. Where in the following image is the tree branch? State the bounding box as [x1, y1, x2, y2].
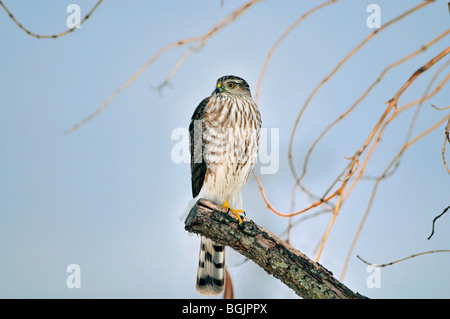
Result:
[184, 199, 367, 299]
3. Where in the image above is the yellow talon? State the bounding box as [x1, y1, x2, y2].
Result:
[222, 198, 244, 225]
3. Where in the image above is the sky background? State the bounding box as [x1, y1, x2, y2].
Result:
[0, 0, 449, 299]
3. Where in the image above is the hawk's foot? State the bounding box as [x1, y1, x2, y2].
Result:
[222, 198, 245, 225]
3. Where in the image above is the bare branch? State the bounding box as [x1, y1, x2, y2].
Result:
[428, 205, 450, 240]
[184, 198, 367, 299]
[431, 104, 450, 111]
[253, 172, 340, 218]
[442, 117, 450, 175]
[357, 250, 450, 268]
[0, 0, 103, 39]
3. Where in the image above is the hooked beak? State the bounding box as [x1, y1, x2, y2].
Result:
[214, 82, 224, 94]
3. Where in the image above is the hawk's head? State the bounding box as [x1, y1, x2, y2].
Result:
[213, 75, 251, 98]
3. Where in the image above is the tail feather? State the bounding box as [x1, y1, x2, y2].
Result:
[196, 236, 225, 295]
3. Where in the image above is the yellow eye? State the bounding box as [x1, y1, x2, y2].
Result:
[227, 82, 235, 89]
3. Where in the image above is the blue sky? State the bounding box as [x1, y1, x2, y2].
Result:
[0, 0, 449, 298]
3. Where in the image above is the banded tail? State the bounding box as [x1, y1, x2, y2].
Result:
[196, 236, 225, 295]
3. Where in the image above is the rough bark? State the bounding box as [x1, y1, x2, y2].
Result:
[184, 198, 367, 299]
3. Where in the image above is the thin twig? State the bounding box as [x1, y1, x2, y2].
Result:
[253, 172, 340, 218]
[431, 104, 450, 111]
[278, 209, 332, 240]
[357, 250, 450, 268]
[428, 205, 450, 240]
[0, 0, 103, 38]
[315, 158, 359, 261]
[442, 117, 450, 175]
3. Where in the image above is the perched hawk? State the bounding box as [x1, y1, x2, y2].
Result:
[188, 75, 262, 295]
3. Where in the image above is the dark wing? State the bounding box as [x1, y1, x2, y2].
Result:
[189, 97, 209, 198]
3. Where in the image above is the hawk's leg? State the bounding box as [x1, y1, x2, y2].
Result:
[222, 198, 245, 225]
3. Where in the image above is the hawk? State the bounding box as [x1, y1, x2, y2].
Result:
[188, 75, 262, 295]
